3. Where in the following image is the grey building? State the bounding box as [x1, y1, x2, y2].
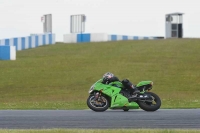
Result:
[165, 12, 184, 39]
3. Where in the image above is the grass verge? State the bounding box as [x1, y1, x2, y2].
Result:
[0, 39, 200, 109]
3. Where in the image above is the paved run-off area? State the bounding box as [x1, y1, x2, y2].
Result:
[0, 109, 199, 129]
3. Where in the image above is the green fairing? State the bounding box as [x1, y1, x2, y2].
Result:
[108, 81, 123, 88]
[92, 79, 139, 109]
[136, 81, 152, 87]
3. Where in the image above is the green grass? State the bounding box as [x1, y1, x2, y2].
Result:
[0, 39, 200, 109]
[0, 129, 200, 133]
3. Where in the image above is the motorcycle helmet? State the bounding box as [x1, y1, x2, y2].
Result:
[103, 72, 114, 79]
[102, 72, 114, 84]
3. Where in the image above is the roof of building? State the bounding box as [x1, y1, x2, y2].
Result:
[166, 12, 184, 16]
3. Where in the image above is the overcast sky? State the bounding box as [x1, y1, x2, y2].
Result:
[0, 0, 200, 41]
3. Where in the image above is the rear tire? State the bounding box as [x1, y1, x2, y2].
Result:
[137, 92, 161, 112]
[123, 109, 129, 112]
[87, 95, 109, 112]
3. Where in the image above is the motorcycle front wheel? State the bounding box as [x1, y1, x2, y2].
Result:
[87, 95, 109, 112]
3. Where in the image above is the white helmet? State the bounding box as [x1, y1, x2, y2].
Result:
[103, 72, 114, 79]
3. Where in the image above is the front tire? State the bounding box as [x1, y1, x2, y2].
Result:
[87, 95, 109, 112]
[137, 92, 161, 112]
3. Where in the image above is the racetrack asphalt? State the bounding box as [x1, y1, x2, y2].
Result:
[0, 109, 199, 129]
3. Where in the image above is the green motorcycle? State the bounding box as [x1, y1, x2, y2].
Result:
[87, 79, 161, 112]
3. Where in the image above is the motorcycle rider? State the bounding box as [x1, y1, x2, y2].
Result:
[102, 72, 140, 98]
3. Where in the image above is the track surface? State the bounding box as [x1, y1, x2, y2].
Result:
[0, 109, 200, 129]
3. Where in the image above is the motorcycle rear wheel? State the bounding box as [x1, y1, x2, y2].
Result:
[87, 95, 109, 112]
[137, 92, 161, 112]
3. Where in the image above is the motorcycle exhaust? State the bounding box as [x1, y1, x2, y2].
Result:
[128, 96, 152, 102]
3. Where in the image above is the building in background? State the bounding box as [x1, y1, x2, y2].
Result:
[165, 12, 184, 39]
[41, 14, 52, 33]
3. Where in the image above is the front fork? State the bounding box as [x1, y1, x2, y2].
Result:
[92, 92, 107, 107]
[94, 92, 100, 100]
[93, 92, 105, 103]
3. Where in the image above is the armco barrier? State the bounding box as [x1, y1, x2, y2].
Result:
[0, 33, 55, 60]
[0, 33, 56, 51]
[63, 33, 158, 43]
[63, 33, 108, 43]
[0, 45, 16, 60]
[108, 35, 157, 41]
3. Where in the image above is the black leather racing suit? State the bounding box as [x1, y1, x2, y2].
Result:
[102, 76, 140, 95]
